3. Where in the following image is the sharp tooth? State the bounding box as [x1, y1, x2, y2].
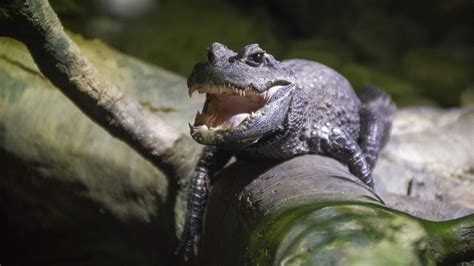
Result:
[196, 125, 209, 130]
[188, 87, 195, 98]
[188, 123, 193, 130]
[197, 110, 201, 116]
[242, 90, 246, 96]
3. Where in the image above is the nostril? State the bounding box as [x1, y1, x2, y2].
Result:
[207, 50, 215, 63]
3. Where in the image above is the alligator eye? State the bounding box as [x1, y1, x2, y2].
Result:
[247, 52, 265, 66]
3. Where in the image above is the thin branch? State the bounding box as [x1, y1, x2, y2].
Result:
[0, 0, 198, 188]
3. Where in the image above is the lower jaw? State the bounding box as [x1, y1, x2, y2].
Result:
[193, 109, 262, 131]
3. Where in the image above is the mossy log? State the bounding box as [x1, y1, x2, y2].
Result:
[203, 156, 474, 265]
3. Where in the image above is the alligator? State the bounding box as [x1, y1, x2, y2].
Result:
[176, 42, 396, 259]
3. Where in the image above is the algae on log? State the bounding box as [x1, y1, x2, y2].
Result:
[203, 155, 474, 265]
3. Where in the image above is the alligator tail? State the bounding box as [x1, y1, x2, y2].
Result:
[358, 86, 396, 169]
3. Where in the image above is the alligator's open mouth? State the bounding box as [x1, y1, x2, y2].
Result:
[188, 83, 282, 130]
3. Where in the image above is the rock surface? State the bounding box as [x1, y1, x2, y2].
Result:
[375, 107, 474, 214]
[0, 35, 202, 265]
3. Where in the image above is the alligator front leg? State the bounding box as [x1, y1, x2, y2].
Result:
[176, 146, 231, 260]
[314, 125, 374, 188]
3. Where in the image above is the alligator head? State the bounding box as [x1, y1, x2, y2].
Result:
[187, 42, 296, 146]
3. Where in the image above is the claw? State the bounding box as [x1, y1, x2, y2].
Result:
[176, 232, 191, 260]
[176, 225, 200, 261]
[188, 87, 195, 98]
[193, 242, 199, 257]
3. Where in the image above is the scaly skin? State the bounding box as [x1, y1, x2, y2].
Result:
[176, 43, 396, 259]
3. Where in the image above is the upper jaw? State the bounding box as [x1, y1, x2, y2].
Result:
[187, 78, 293, 98]
[188, 82, 261, 98]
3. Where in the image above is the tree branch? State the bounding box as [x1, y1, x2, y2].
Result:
[0, 0, 198, 188]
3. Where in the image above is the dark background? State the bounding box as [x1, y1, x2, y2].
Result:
[52, 0, 474, 107]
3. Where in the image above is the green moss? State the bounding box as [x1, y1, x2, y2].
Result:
[247, 203, 434, 265]
[423, 215, 474, 265]
[247, 204, 323, 265]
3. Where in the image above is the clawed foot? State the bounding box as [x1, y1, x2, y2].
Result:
[175, 147, 229, 261]
[365, 175, 375, 189]
[175, 221, 201, 261]
[175, 166, 210, 261]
